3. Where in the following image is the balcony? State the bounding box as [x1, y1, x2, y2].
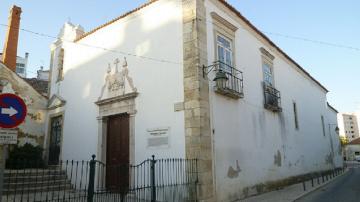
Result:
[263, 82, 282, 112]
[204, 61, 244, 99]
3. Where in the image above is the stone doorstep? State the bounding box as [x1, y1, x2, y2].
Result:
[238, 169, 349, 202]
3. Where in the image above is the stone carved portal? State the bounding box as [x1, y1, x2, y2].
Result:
[98, 57, 137, 101]
[96, 57, 138, 166]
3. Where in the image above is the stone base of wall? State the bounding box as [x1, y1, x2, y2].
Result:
[235, 168, 344, 201]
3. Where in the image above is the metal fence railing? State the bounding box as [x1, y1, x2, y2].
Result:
[263, 82, 282, 112]
[1, 155, 198, 202]
[203, 61, 244, 99]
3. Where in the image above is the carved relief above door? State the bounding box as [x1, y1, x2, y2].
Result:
[98, 57, 137, 101]
[95, 57, 138, 171]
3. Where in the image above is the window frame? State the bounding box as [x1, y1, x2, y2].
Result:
[211, 12, 237, 74]
[262, 62, 274, 86]
[216, 33, 234, 73]
[260, 48, 275, 87]
[16, 67, 25, 74]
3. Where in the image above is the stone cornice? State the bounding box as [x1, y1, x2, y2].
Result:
[260, 47, 275, 60]
[95, 92, 138, 106]
[211, 12, 238, 32]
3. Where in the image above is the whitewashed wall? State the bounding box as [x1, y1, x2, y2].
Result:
[204, 1, 341, 201]
[327, 107, 343, 168]
[46, 0, 185, 162]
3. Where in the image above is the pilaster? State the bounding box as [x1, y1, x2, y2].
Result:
[182, 0, 214, 201]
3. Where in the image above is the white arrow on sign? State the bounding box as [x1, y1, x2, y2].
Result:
[1, 107, 18, 116]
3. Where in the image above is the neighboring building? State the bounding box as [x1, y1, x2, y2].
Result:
[36, 66, 50, 81]
[0, 52, 29, 78]
[24, 78, 48, 97]
[45, 1, 342, 201]
[338, 113, 360, 142]
[24, 66, 50, 97]
[343, 138, 360, 161]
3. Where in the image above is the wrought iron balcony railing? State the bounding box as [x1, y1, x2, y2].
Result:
[263, 82, 282, 112]
[204, 61, 244, 99]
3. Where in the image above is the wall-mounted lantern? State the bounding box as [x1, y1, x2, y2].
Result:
[213, 70, 228, 89]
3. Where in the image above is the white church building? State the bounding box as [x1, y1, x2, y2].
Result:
[44, 0, 342, 201]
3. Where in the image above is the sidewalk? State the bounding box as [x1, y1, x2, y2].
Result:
[238, 169, 348, 202]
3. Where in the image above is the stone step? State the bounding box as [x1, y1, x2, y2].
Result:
[4, 174, 68, 183]
[3, 168, 76, 195]
[4, 179, 71, 189]
[4, 169, 66, 177]
[3, 184, 74, 195]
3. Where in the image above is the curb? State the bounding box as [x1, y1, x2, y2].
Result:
[292, 168, 349, 201]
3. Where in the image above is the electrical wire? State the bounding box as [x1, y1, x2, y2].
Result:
[0, 0, 357, 67]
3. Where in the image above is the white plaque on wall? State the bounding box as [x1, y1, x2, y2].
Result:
[0, 129, 18, 145]
[147, 127, 170, 149]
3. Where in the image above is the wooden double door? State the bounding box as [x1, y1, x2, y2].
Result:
[106, 113, 130, 192]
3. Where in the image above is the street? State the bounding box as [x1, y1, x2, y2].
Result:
[296, 163, 360, 202]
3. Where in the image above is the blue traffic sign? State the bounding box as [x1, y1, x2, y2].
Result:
[0, 93, 27, 128]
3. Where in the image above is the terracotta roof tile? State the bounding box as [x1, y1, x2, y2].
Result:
[24, 78, 49, 96]
[0, 62, 48, 98]
[348, 138, 360, 145]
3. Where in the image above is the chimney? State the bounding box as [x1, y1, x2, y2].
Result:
[2, 5, 22, 72]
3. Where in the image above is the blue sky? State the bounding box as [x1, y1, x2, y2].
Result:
[0, 0, 359, 112]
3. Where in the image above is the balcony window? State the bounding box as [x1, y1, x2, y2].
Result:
[263, 82, 281, 112]
[217, 34, 233, 73]
[260, 47, 280, 112]
[263, 63, 273, 86]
